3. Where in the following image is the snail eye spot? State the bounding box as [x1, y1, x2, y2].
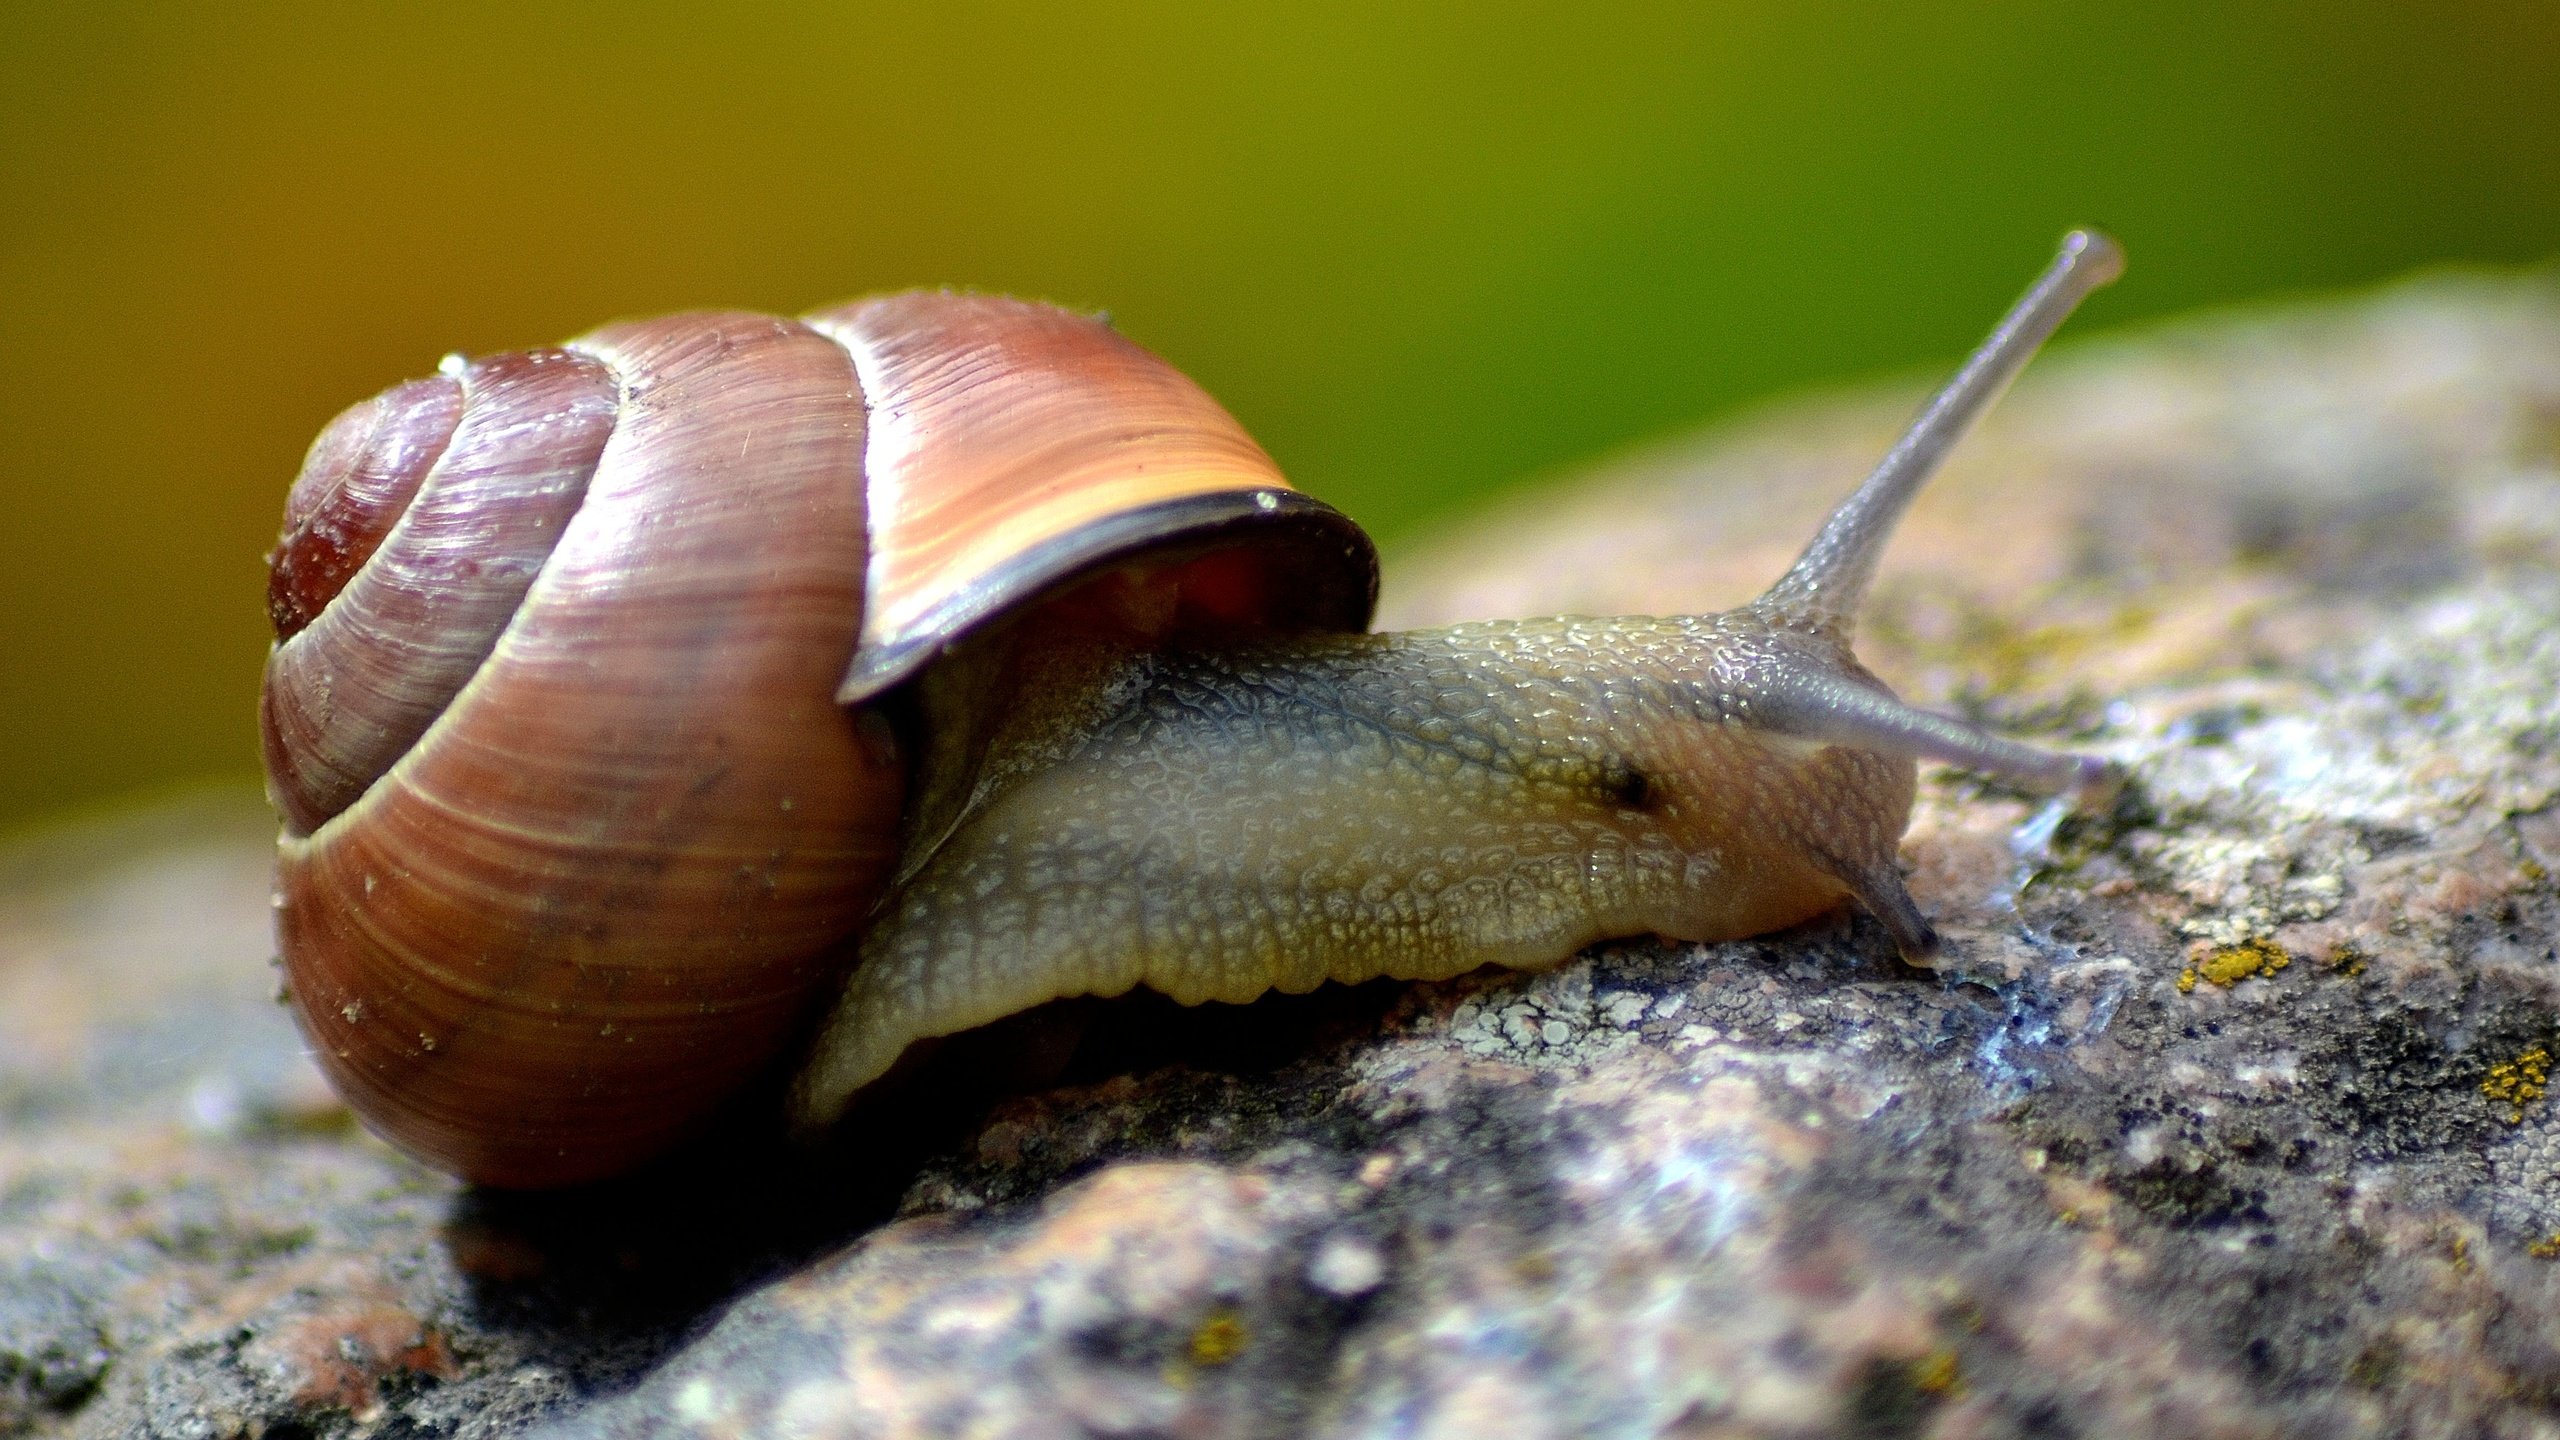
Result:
[1598, 762, 1655, 813]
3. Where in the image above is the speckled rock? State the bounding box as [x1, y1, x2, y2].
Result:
[6, 268, 2560, 1439]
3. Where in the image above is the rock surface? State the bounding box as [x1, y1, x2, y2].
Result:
[7, 268, 2560, 1438]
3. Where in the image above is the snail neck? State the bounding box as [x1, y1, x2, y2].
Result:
[894, 612, 1159, 889]
[891, 541, 1386, 883]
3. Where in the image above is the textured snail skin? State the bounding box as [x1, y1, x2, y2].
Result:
[796, 610, 2116, 1125]
[796, 614, 1917, 1120]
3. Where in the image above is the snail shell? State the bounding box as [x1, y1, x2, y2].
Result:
[262, 296, 1376, 1187]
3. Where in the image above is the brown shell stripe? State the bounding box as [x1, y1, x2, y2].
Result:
[804, 292, 1337, 700]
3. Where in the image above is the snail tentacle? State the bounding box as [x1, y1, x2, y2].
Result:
[1759, 229, 2124, 637]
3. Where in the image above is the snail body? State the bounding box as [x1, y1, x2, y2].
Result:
[263, 234, 2124, 1186]
[797, 613, 1925, 1120]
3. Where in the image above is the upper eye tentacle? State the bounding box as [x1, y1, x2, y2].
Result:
[1758, 230, 2123, 640]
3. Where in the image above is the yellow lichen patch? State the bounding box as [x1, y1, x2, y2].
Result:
[2482, 1047, 2551, 1125]
[2527, 1233, 2560, 1260]
[1187, 1309, 1249, 1367]
[2181, 938, 2292, 993]
[1913, 1349, 1964, 1396]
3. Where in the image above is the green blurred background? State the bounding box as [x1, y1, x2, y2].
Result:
[3, 1, 2556, 834]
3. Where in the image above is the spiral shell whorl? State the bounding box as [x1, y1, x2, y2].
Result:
[267, 313, 902, 1186]
[263, 351, 617, 834]
[268, 374, 463, 641]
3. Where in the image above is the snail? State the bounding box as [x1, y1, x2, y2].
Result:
[263, 231, 2124, 1188]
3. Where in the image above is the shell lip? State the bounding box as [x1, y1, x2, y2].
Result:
[836, 488, 1379, 705]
